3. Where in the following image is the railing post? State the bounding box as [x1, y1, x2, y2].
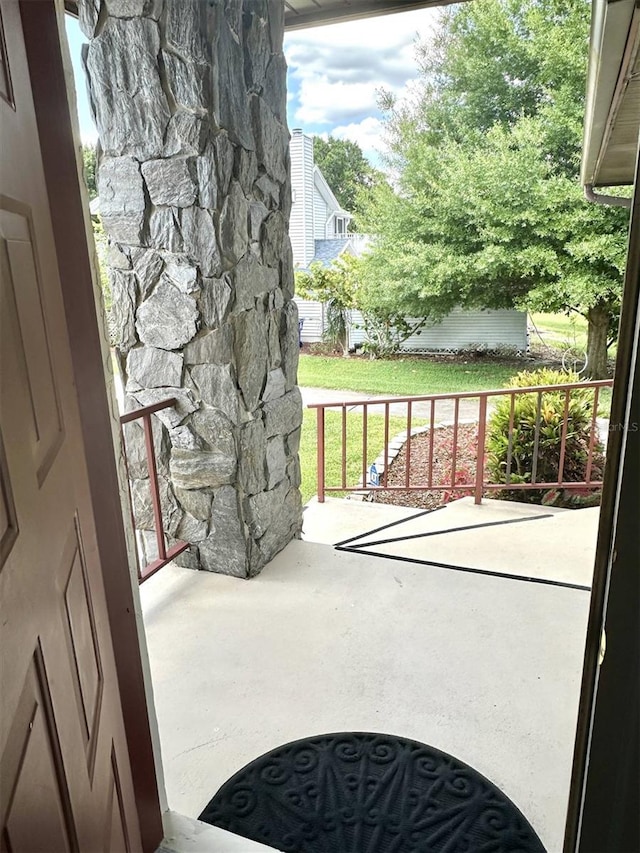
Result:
[142, 412, 166, 562]
[362, 403, 368, 490]
[383, 402, 390, 487]
[428, 399, 435, 488]
[341, 404, 347, 489]
[317, 406, 326, 503]
[585, 385, 600, 483]
[405, 400, 412, 488]
[451, 397, 460, 490]
[557, 389, 571, 484]
[505, 392, 516, 485]
[475, 395, 488, 504]
[120, 422, 143, 582]
[120, 398, 188, 582]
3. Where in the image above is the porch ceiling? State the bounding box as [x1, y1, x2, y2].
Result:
[283, 0, 463, 31]
[582, 0, 640, 187]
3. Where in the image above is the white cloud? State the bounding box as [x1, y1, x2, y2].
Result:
[285, 8, 438, 128]
[332, 116, 387, 165]
[295, 77, 382, 125]
[285, 7, 437, 54]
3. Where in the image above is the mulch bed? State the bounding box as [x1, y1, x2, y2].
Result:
[301, 343, 543, 368]
[371, 423, 480, 510]
[369, 422, 604, 511]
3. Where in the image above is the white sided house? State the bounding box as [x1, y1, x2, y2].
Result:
[290, 129, 528, 353]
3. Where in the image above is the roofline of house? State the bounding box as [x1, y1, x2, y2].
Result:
[581, 0, 639, 188]
[283, 0, 464, 31]
[313, 165, 352, 218]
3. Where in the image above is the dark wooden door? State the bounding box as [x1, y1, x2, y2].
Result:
[0, 1, 145, 849]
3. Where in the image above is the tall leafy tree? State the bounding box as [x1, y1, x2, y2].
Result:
[313, 136, 384, 227]
[362, 0, 629, 378]
[82, 144, 98, 199]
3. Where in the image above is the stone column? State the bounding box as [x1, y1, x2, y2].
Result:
[79, 0, 303, 576]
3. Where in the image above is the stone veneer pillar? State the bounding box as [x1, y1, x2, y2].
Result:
[78, 0, 303, 576]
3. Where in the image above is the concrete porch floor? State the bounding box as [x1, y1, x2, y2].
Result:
[141, 497, 597, 852]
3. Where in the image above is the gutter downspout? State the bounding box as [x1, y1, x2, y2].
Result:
[584, 183, 633, 207]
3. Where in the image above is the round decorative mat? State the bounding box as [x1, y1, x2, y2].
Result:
[198, 732, 546, 852]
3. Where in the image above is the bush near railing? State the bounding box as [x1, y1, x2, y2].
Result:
[486, 369, 605, 507]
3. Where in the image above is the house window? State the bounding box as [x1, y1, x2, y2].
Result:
[336, 218, 344, 235]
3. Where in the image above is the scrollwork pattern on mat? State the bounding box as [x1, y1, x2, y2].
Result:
[199, 732, 546, 853]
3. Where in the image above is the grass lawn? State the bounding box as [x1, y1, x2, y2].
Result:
[297, 354, 528, 396]
[530, 312, 589, 351]
[300, 408, 425, 504]
[531, 311, 618, 362]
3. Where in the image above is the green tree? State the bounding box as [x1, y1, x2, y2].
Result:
[362, 0, 629, 378]
[296, 255, 360, 357]
[296, 253, 423, 358]
[313, 136, 384, 228]
[82, 144, 98, 199]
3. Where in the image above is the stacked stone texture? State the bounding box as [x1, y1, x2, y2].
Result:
[79, 0, 303, 576]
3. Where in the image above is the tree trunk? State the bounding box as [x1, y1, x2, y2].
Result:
[586, 304, 610, 380]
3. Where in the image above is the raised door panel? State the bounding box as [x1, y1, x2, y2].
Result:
[105, 747, 131, 853]
[0, 200, 63, 484]
[0, 650, 76, 853]
[0, 5, 13, 107]
[60, 519, 104, 771]
[0, 432, 17, 568]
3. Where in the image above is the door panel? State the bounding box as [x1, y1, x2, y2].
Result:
[59, 518, 104, 770]
[0, 196, 63, 483]
[0, 201, 63, 483]
[0, 1, 145, 849]
[0, 432, 18, 566]
[1, 650, 76, 853]
[106, 748, 131, 853]
[0, 6, 13, 108]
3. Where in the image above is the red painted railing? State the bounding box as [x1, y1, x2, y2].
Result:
[120, 399, 188, 584]
[309, 380, 613, 504]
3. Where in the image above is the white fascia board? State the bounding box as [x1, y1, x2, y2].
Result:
[581, 0, 636, 187]
[313, 166, 352, 218]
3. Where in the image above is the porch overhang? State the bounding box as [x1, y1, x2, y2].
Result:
[582, 0, 640, 188]
[283, 0, 462, 31]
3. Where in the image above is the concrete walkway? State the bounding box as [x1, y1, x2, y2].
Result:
[142, 509, 591, 852]
[303, 496, 599, 589]
[142, 386, 602, 849]
[300, 385, 489, 423]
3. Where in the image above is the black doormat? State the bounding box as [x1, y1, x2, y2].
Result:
[198, 732, 546, 852]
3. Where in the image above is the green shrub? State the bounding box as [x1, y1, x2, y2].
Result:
[486, 368, 604, 506]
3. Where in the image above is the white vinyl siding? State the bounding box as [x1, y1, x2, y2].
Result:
[294, 297, 324, 342]
[349, 308, 527, 351]
[290, 134, 353, 267]
[347, 311, 367, 348]
[404, 309, 528, 352]
[289, 131, 315, 267]
[297, 302, 527, 352]
[313, 191, 328, 239]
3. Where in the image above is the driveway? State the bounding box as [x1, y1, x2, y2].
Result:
[300, 385, 489, 423]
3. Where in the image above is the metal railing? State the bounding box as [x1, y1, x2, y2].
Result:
[309, 379, 613, 504]
[120, 399, 188, 584]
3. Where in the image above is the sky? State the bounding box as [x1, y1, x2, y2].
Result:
[283, 8, 438, 165]
[64, 6, 439, 167]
